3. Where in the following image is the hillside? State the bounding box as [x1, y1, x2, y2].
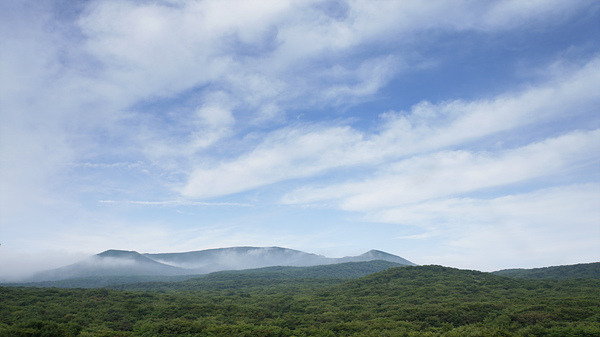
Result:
[493, 262, 600, 279]
[111, 260, 404, 291]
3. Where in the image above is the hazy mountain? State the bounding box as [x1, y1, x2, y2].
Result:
[146, 247, 415, 274]
[493, 262, 600, 279]
[30, 250, 188, 281]
[338, 249, 416, 265]
[145, 246, 333, 273]
[20, 247, 415, 283]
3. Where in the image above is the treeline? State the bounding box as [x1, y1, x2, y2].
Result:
[493, 262, 600, 280]
[1, 265, 600, 336]
[109, 260, 402, 292]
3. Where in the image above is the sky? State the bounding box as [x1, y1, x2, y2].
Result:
[1, 0, 599, 280]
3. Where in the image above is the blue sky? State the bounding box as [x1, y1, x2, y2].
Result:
[1, 0, 599, 279]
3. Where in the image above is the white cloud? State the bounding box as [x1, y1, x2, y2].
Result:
[187, 91, 236, 151]
[182, 58, 600, 199]
[482, 0, 585, 29]
[72, 0, 594, 122]
[374, 56, 600, 155]
[372, 184, 600, 271]
[3, 0, 594, 210]
[69, 161, 144, 169]
[197, 105, 234, 129]
[98, 199, 251, 207]
[320, 56, 401, 105]
[284, 129, 600, 211]
[0, 3, 76, 218]
[181, 125, 364, 197]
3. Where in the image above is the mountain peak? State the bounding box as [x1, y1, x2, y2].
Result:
[362, 249, 388, 255]
[95, 250, 174, 266]
[340, 250, 416, 265]
[97, 249, 141, 258]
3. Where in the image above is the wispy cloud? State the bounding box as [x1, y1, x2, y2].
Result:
[98, 200, 252, 207]
[69, 161, 145, 169]
[379, 184, 600, 270]
[283, 129, 600, 210]
[181, 125, 365, 198]
[182, 58, 600, 199]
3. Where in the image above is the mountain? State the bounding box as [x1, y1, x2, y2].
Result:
[146, 247, 416, 274]
[145, 246, 333, 273]
[19, 246, 415, 284]
[339, 249, 416, 265]
[493, 262, 600, 279]
[30, 250, 188, 281]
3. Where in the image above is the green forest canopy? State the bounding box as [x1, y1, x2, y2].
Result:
[2, 264, 600, 336]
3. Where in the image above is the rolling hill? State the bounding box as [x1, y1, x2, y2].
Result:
[110, 260, 405, 291]
[493, 262, 600, 279]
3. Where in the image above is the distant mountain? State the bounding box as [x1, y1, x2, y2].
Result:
[10, 260, 404, 289]
[30, 250, 188, 281]
[339, 249, 415, 265]
[19, 247, 415, 284]
[493, 262, 600, 279]
[146, 247, 415, 274]
[145, 246, 333, 273]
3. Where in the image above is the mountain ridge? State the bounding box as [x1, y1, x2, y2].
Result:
[493, 262, 600, 279]
[339, 249, 414, 265]
[23, 246, 415, 283]
[144, 246, 332, 271]
[30, 249, 187, 281]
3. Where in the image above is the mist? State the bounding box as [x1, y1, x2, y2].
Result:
[147, 247, 332, 273]
[0, 248, 89, 282]
[0, 246, 415, 284]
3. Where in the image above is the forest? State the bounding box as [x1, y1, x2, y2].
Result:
[1, 264, 599, 336]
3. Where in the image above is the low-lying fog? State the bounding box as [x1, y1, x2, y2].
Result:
[0, 248, 89, 282]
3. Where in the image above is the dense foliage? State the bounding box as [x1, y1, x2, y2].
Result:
[110, 260, 403, 292]
[1, 265, 599, 336]
[493, 262, 600, 280]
